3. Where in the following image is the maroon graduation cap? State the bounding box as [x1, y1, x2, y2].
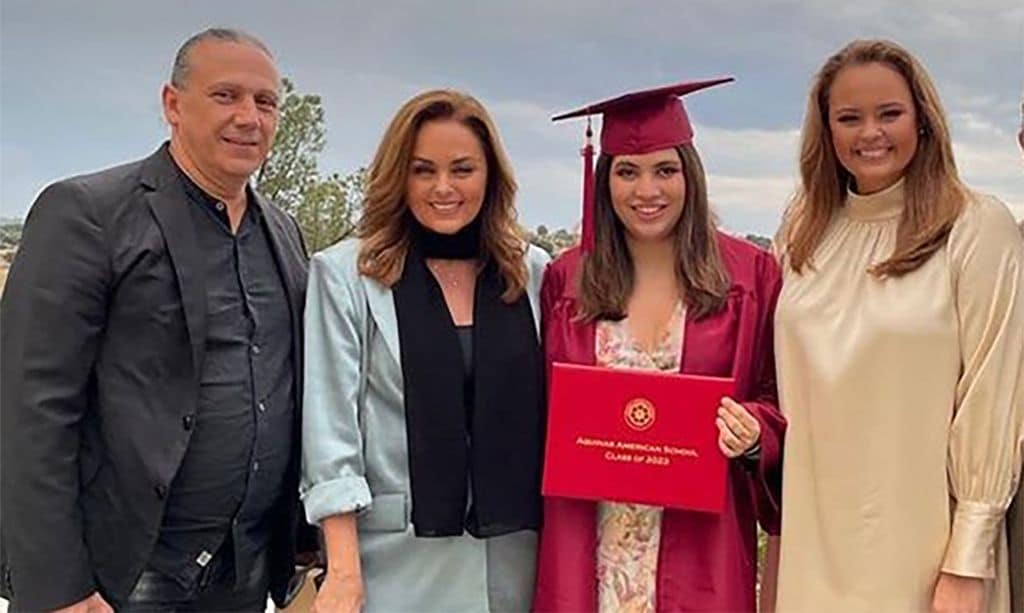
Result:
[552, 77, 734, 251]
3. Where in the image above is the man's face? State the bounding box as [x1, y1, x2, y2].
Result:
[162, 40, 280, 185]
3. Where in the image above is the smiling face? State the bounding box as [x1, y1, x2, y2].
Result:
[827, 61, 919, 194]
[608, 147, 686, 245]
[405, 119, 489, 234]
[162, 39, 280, 190]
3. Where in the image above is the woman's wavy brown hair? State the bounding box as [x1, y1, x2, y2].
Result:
[782, 39, 967, 277]
[356, 89, 527, 302]
[577, 144, 730, 322]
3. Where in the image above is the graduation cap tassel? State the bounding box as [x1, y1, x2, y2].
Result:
[580, 117, 596, 253]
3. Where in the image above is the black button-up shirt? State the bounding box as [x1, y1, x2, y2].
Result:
[148, 166, 295, 589]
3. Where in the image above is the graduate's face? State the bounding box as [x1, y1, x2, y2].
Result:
[608, 148, 686, 244]
[163, 40, 281, 184]
[827, 61, 919, 194]
[406, 119, 488, 235]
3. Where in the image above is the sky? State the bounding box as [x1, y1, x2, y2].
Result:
[2, 0, 1022, 236]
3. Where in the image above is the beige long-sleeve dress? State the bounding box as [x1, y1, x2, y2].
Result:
[774, 179, 1024, 612]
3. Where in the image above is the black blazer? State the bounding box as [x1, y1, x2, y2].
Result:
[0, 145, 308, 611]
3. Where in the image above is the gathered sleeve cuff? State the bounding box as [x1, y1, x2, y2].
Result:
[942, 501, 1006, 578]
[941, 195, 1024, 578]
[300, 247, 374, 526]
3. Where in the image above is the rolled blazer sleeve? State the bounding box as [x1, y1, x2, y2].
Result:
[941, 195, 1024, 578]
[300, 248, 373, 524]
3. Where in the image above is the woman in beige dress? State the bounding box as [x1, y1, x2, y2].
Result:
[772, 39, 1024, 612]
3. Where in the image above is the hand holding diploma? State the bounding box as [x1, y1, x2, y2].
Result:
[716, 397, 761, 458]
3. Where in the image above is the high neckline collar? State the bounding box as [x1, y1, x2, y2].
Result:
[411, 216, 482, 260]
[844, 177, 905, 222]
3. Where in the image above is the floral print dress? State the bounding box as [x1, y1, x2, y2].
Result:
[594, 302, 685, 613]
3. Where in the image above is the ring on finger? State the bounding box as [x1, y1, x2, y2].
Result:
[728, 418, 750, 440]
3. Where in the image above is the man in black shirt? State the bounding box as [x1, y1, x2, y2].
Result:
[0, 28, 308, 612]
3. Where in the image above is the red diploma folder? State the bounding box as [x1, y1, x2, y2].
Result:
[542, 362, 735, 513]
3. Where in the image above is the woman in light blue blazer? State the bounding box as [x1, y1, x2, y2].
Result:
[302, 89, 549, 613]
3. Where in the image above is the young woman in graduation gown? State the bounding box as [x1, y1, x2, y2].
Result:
[772, 40, 1024, 613]
[532, 79, 786, 613]
[301, 89, 549, 612]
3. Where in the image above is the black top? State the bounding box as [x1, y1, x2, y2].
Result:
[147, 165, 295, 589]
[456, 324, 474, 425]
[393, 242, 544, 538]
[455, 325, 473, 382]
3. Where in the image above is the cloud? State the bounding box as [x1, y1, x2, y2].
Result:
[955, 142, 1024, 219]
[489, 99, 564, 142]
[696, 124, 802, 176]
[2, 0, 1020, 232]
[0, 143, 42, 218]
[945, 110, 1024, 219]
[709, 174, 797, 237]
[515, 158, 584, 230]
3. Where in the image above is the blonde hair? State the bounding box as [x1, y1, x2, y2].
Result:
[783, 39, 967, 277]
[356, 89, 527, 302]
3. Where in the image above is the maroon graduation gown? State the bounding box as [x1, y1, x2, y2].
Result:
[532, 233, 785, 612]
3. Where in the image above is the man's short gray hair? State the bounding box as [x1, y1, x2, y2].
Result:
[170, 28, 273, 88]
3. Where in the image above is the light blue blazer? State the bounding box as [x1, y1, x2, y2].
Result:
[301, 239, 550, 613]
